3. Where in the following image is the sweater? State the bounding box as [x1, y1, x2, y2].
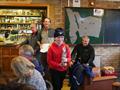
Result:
[47, 42, 71, 71]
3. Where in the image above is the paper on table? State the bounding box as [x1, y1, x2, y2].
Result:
[40, 44, 50, 53]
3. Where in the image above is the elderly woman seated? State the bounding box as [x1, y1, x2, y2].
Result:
[11, 56, 47, 90]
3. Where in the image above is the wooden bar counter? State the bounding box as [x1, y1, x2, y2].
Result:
[0, 42, 19, 74]
[78, 76, 117, 90]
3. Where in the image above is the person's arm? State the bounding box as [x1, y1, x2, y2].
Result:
[20, 38, 28, 45]
[47, 46, 60, 68]
[32, 58, 43, 74]
[20, 34, 32, 46]
[88, 46, 95, 66]
[65, 45, 71, 66]
[16, 37, 28, 48]
[37, 30, 43, 49]
[71, 45, 78, 62]
[37, 41, 41, 47]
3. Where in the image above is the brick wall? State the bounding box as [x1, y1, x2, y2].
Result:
[94, 46, 120, 73]
[31, 0, 120, 28]
[32, 0, 68, 28]
[1, 0, 120, 75]
[32, 0, 120, 75]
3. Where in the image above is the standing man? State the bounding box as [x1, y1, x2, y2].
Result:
[47, 28, 71, 90]
[70, 35, 95, 90]
[19, 20, 41, 62]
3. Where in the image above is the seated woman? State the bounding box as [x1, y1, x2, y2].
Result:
[11, 56, 47, 90]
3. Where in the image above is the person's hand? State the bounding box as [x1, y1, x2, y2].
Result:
[59, 62, 68, 68]
[16, 45, 20, 49]
[69, 60, 75, 67]
[68, 61, 74, 67]
[83, 63, 89, 67]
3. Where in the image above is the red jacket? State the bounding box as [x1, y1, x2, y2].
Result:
[47, 42, 71, 71]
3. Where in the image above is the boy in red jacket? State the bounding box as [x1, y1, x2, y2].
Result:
[47, 28, 71, 90]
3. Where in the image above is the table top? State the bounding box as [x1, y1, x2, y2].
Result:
[93, 76, 117, 81]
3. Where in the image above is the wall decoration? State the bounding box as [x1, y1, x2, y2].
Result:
[65, 7, 120, 44]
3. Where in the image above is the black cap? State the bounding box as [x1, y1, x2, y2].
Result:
[54, 28, 64, 37]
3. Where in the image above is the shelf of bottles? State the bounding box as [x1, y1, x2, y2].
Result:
[0, 9, 46, 31]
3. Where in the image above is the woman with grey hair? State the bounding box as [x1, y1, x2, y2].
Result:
[19, 44, 44, 74]
[11, 56, 47, 90]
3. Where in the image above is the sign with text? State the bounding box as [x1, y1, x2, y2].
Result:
[73, 0, 80, 7]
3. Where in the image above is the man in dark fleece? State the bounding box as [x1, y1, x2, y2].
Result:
[71, 35, 95, 67]
[70, 35, 95, 90]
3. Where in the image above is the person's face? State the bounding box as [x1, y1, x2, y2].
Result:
[43, 18, 51, 29]
[54, 36, 64, 45]
[32, 27, 37, 34]
[82, 37, 89, 46]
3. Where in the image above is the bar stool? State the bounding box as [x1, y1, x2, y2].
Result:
[112, 82, 120, 90]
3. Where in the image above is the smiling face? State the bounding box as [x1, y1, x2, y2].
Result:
[54, 36, 64, 46]
[43, 18, 51, 30]
[82, 36, 90, 46]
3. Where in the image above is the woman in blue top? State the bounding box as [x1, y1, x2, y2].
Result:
[19, 44, 44, 75]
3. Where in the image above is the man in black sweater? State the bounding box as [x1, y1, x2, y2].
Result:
[71, 35, 95, 67]
[70, 35, 95, 90]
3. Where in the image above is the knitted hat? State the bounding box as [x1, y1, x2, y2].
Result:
[54, 28, 64, 37]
